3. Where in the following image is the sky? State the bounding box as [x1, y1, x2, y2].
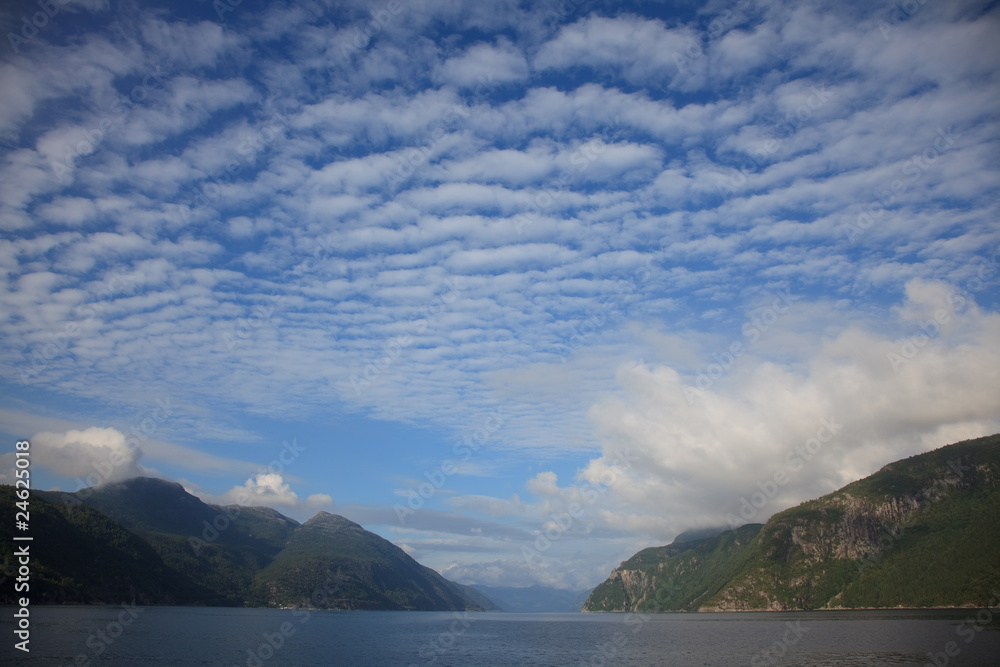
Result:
[1, 0, 998, 591]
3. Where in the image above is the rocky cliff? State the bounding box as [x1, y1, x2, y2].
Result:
[585, 434, 1000, 612]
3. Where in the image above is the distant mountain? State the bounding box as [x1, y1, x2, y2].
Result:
[0, 477, 487, 611]
[458, 583, 504, 611]
[584, 433, 1000, 612]
[470, 585, 593, 612]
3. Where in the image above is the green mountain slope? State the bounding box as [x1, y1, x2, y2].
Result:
[253, 511, 488, 610]
[3, 478, 485, 611]
[0, 486, 214, 605]
[38, 478, 301, 606]
[44, 477, 299, 555]
[585, 433, 1000, 612]
[583, 524, 762, 612]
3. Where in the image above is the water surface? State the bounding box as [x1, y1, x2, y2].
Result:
[3, 606, 999, 666]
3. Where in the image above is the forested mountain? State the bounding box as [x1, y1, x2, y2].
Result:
[585, 434, 1000, 612]
[0, 477, 492, 611]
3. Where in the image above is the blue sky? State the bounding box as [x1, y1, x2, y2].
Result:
[1, 0, 999, 589]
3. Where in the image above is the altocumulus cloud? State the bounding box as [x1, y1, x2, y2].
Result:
[0, 0, 998, 589]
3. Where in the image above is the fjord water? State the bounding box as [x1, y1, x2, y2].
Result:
[5, 607, 1000, 666]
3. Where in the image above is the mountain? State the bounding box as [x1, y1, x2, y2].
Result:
[584, 523, 764, 612]
[0, 484, 217, 605]
[252, 511, 497, 610]
[584, 433, 1000, 612]
[455, 582, 503, 611]
[35, 478, 301, 606]
[470, 585, 593, 612]
[0, 478, 487, 611]
[53, 477, 299, 555]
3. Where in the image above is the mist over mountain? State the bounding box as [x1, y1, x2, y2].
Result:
[4, 435, 996, 614]
[585, 434, 1000, 612]
[1, 478, 492, 611]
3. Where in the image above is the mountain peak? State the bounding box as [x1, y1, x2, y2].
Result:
[101, 476, 187, 493]
[303, 511, 360, 528]
[6, 477, 486, 611]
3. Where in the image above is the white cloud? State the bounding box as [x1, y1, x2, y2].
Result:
[583, 280, 1000, 538]
[0, 0, 998, 590]
[197, 474, 336, 514]
[213, 473, 300, 508]
[434, 39, 529, 88]
[305, 493, 335, 509]
[534, 15, 698, 84]
[139, 18, 245, 69]
[29, 426, 146, 485]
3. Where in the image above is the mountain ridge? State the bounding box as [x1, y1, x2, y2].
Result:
[1, 477, 490, 611]
[584, 433, 1000, 612]
[469, 584, 594, 612]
